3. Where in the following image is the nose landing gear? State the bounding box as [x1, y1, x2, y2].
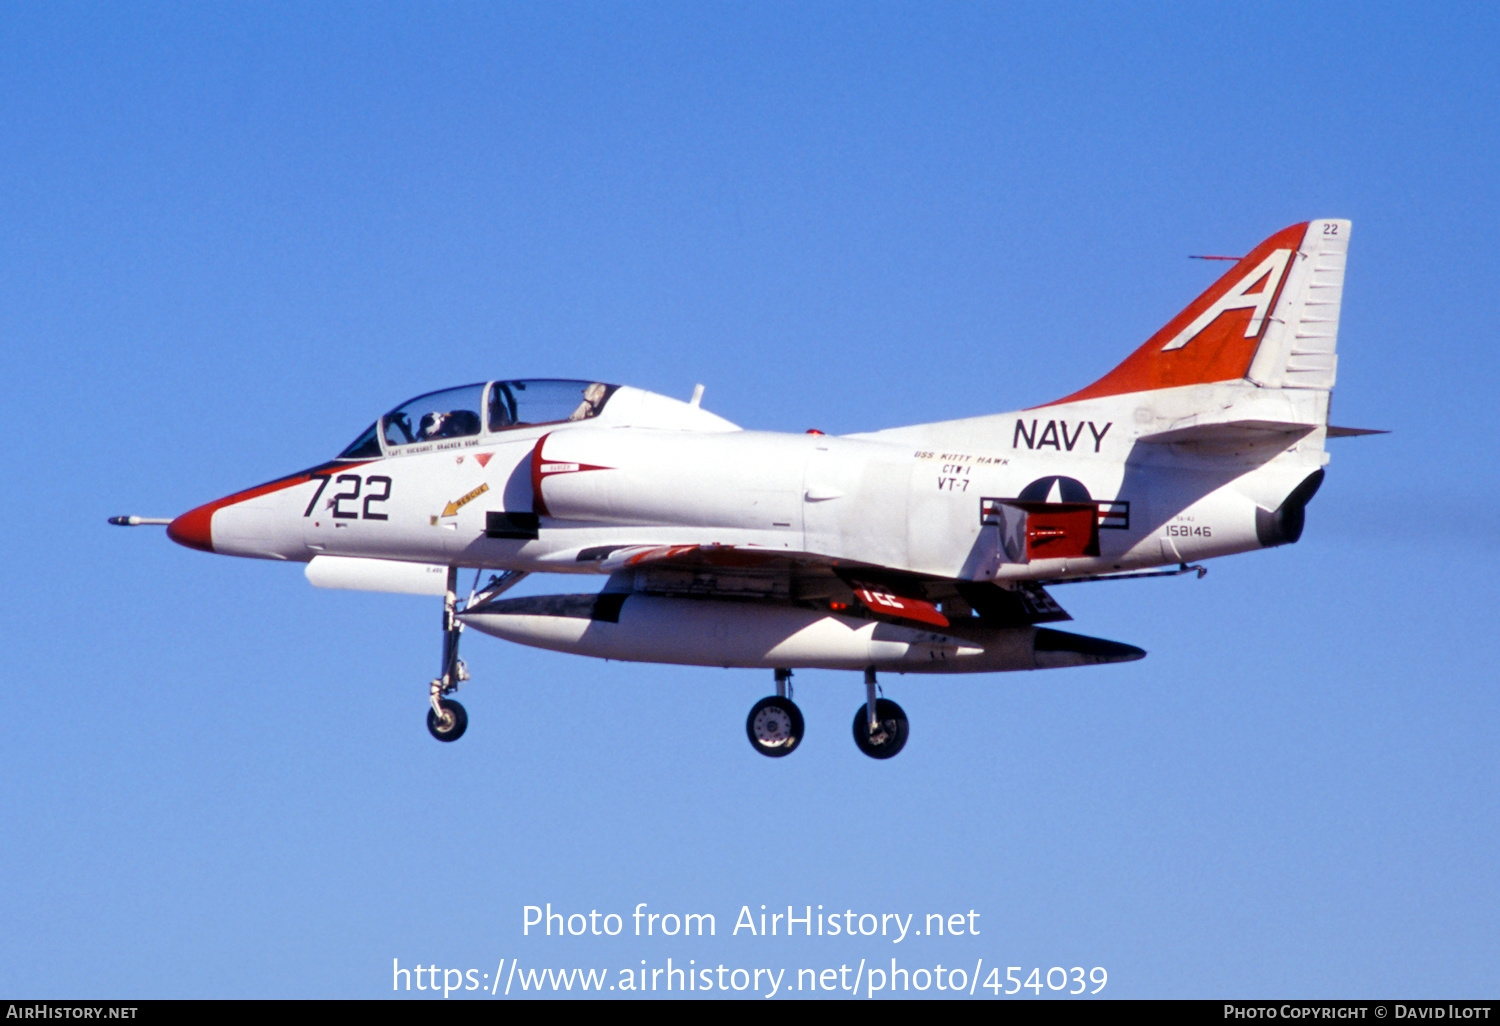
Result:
[424, 567, 527, 742]
[427, 697, 468, 742]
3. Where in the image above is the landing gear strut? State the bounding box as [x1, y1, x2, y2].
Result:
[747, 668, 803, 757]
[853, 667, 908, 759]
[425, 566, 527, 743]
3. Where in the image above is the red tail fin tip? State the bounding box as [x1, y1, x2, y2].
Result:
[1045, 221, 1348, 406]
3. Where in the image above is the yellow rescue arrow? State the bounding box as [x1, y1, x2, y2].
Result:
[441, 482, 489, 518]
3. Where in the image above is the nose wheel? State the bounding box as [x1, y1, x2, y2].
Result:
[747, 668, 803, 757]
[427, 698, 468, 742]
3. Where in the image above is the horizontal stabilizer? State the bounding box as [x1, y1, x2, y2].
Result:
[1327, 425, 1389, 438]
[1137, 420, 1315, 446]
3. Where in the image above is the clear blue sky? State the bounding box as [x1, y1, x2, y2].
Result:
[3, 1, 1496, 999]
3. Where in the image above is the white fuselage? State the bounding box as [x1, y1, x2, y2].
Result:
[192, 380, 1327, 587]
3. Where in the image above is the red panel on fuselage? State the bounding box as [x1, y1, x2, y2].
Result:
[1021, 504, 1100, 559]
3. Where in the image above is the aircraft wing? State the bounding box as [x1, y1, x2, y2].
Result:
[577, 542, 1072, 629]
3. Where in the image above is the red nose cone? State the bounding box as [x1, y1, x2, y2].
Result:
[167, 505, 215, 552]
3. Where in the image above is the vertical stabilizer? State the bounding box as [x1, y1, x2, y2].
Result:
[1245, 220, 1349, 391]
[1045, 220, 1350, 406]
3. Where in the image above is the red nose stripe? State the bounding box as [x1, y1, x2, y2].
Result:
[167, 506, 215, 552]
[165, 460, 375, 555]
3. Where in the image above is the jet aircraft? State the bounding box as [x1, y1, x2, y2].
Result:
[114, 220, 1360, 759]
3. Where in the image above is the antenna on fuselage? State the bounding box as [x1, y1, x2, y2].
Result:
[690, 383, 705, 407]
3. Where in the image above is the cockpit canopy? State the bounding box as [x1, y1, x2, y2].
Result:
[338, 379, 617, 459]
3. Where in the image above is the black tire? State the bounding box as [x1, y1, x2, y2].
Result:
[427, 698, 468, 742]
[852, 698, 908, 759]
[746, 696, 804, 757]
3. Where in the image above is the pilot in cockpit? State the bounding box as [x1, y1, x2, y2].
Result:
[418, 410, 481, 440]
[569, 382, 609, 421]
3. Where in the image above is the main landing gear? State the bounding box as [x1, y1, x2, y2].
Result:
[744, 666, 909, 760]
[746, 668, 803, 757]
[853, 668, 908, 760]
[425, 566, 527, 743]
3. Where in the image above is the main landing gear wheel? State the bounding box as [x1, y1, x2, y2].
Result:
[427, 698, 468, 742]
[746, 697, 804, 757]
[853, 698, 908, 759]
